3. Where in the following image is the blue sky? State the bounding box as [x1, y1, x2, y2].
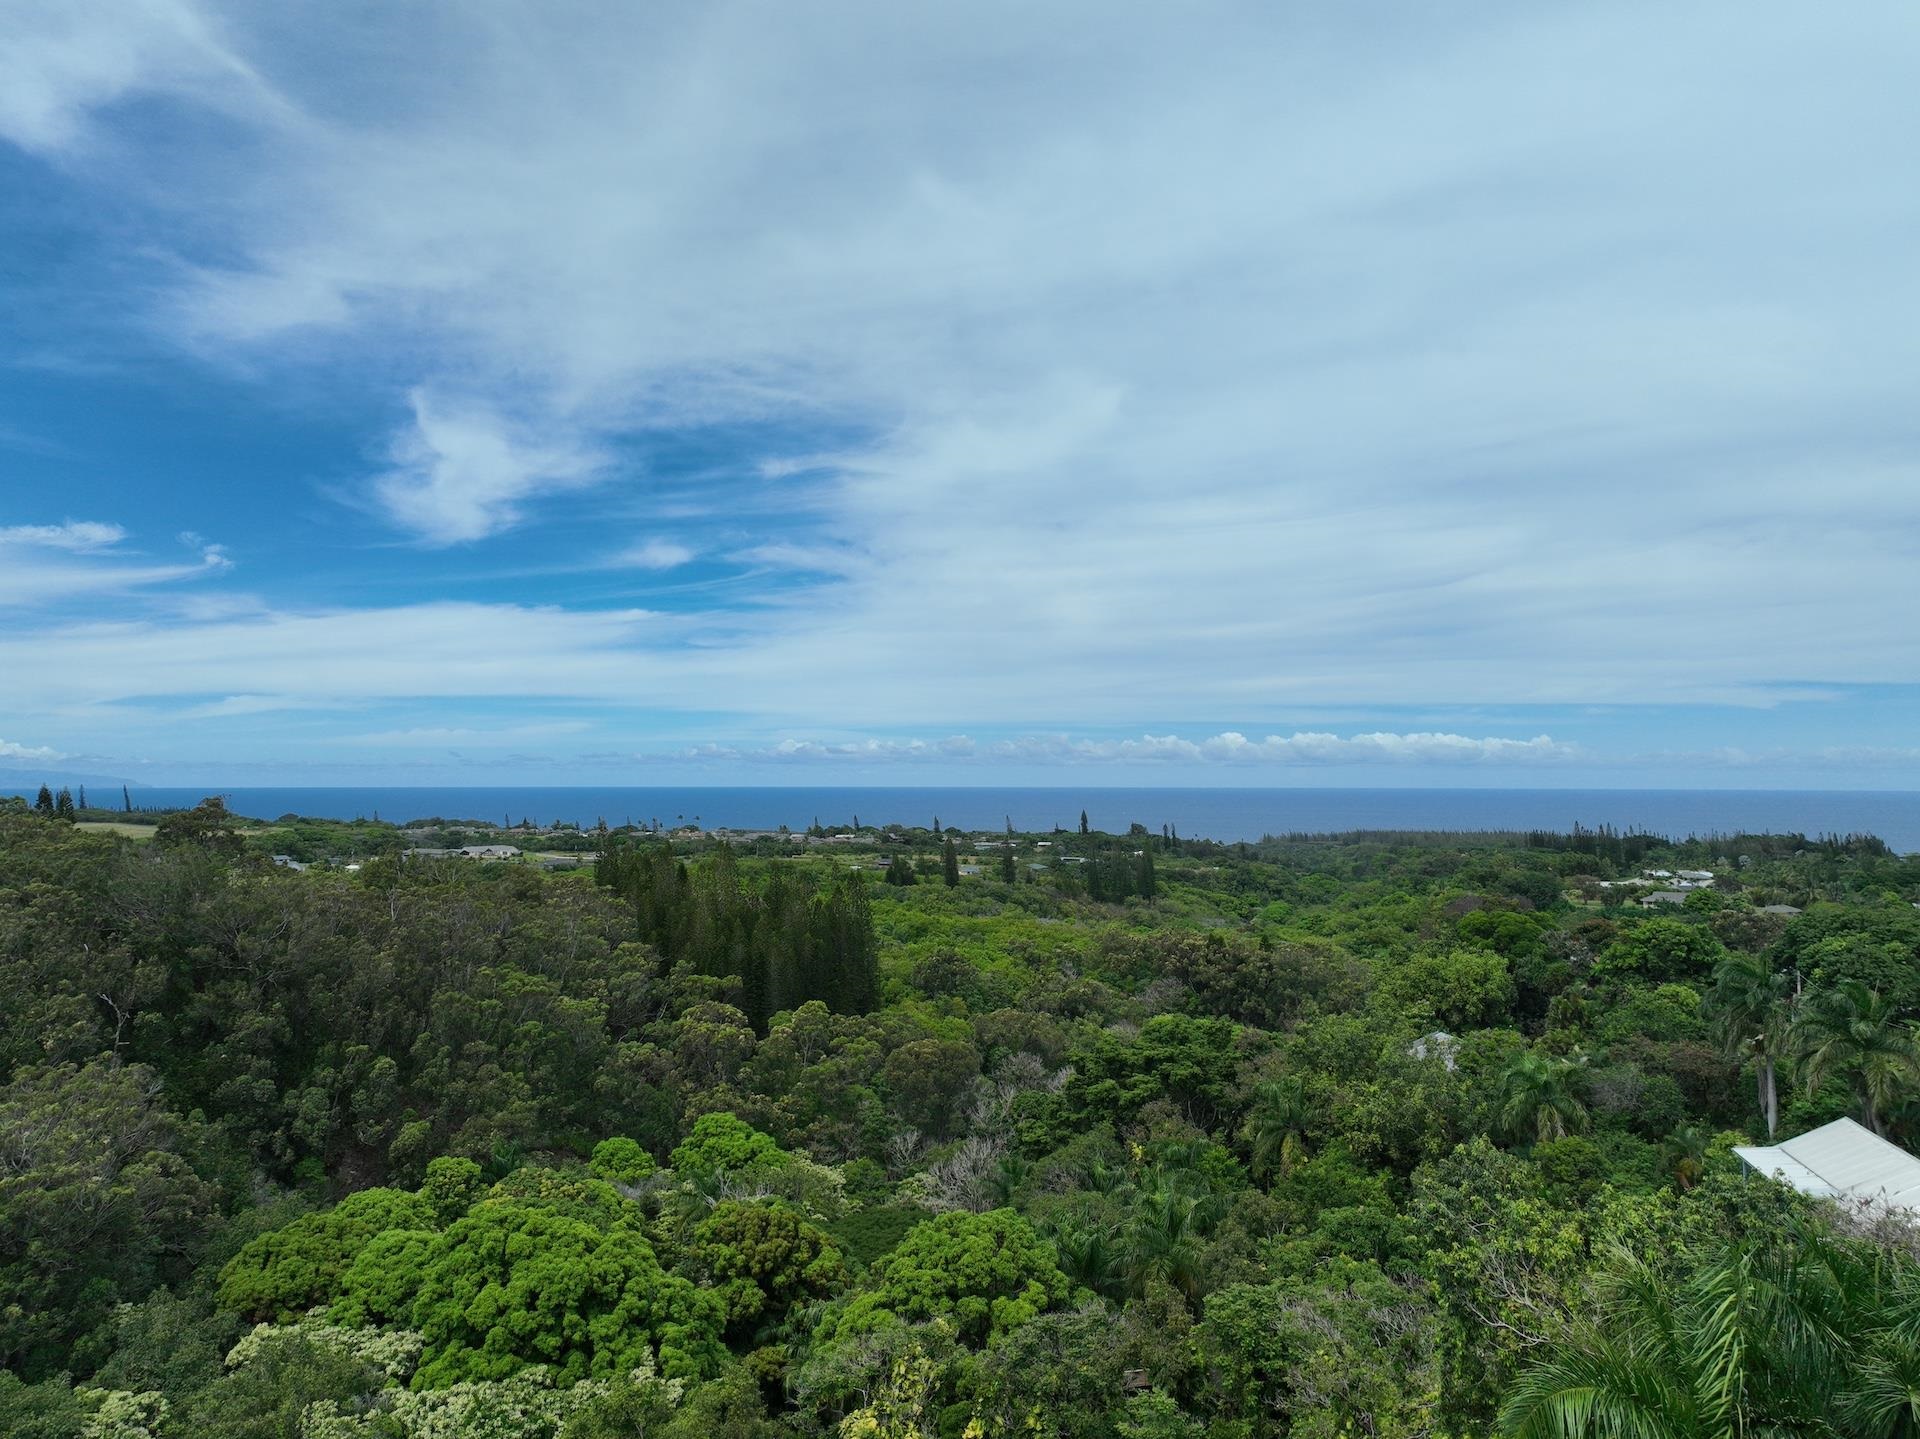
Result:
[2, 0, 1917, 789]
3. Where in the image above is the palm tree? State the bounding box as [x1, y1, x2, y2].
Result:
[1706, 951, 1796, 1139]
[1242, 1076, 1310, 1184]
[1501, 1222, 1909, 1439]
[1661, 1124, 1711, 1192]
[1123, 1173, 1224, 1305]
[1052, 1223, 1128, 1303]
[1794, 980, 1920, 1137]
[1498, 1050, 1588, 1148]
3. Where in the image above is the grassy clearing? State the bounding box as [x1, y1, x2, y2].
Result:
[76, 821, 159, 840]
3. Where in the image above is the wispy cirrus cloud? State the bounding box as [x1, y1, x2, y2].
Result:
[0, 522, 230, 607]
[635, 730, 1579, 767]
[988, 731, 1582, 766]
[374, 391, 607, 545]
[0, 520, 127, 551]
[0, 0, 284, 153]
[3, 2, 1919, 782]
[614, 539, 696, 571]
[334, 720, 594, 748]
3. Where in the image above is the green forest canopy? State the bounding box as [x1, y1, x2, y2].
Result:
[2, 796, 1919, 1436]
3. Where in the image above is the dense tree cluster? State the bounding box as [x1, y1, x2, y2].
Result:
[4, 802, 1920, 1435]
[596, 840, 878, 1029]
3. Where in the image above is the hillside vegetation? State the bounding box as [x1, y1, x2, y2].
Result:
[3, 795, 1920, 1437]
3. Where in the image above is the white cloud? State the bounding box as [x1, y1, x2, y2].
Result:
[0, 521, 127, 551]
[0, 602, 676, 708]
[615, 539, 695, 570]
[730, 542, 865, 576]
[374, 390, 606, 544]
[335, 721, 592, 748]
[7, 0, 1920, 738]
[179, 534, 232, 572]
[983, 731, 1580, 766]
[636, 730, 1578, 767]
[0, 738, 65, 762]
[0, 0, 282, 153]
[0, 522, 230, 607]
[173, 693, 353, 719]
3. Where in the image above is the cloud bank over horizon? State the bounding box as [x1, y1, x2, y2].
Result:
[1, 1, 1916, 786]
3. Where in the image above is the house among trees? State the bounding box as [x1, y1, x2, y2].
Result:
[1734, 1118, 1920, 1215]
[401, 843, 524, 861]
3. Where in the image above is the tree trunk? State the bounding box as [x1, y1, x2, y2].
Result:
[1762, 1060, 1778, 1139]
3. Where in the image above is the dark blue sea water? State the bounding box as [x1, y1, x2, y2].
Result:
[52, 787, 1920, 852]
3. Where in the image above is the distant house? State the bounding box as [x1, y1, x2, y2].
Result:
[270, 854, 307, 872]
[1677, 869, 1714, 882]
[460, 845, 521, 860]
[1735, 1118, 1920, 1215]
[1640, 890, 1689, 907]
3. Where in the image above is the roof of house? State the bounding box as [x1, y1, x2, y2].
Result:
[1641, 890, 1688, 904]
[1734, 1118, 1920, 1211]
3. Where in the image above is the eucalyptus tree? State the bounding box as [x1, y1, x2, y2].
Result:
[1706, 951, 1796, 1138]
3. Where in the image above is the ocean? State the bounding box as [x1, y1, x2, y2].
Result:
[47, 786, 1920, 852]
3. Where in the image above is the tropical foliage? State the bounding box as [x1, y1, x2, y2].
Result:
[2, 798, 1919, 1434]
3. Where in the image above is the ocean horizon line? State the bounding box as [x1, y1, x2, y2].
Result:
[24, 783, 1920, 852]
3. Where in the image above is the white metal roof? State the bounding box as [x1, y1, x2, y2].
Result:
[1734, 1118, 1920, 1211]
